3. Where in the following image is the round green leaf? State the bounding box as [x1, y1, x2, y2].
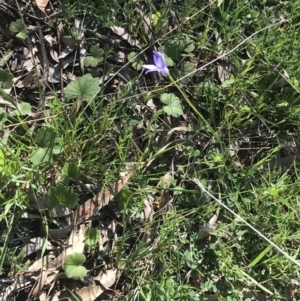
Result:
[64, 74, 100, 101]
[63, 253, 87, 280]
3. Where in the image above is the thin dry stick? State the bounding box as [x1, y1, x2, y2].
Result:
[193, 178, 300, 268]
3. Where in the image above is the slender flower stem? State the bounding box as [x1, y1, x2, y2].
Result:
[168, 74, 213, 133]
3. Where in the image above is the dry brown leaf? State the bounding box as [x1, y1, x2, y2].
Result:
[22, 237, 48, 257]
[48, 289, 71, 301]
[94, 269, 117, 289]
[158, 172, 173, 209]
[39, 290, 47, 301]
[75, 286, 104, 300]
[28, 254, 56, 272]
[29, 271, 49, 297]
[46, 273, 68, 300]
[140, 197, 153, 223]
[46, 224, 87, 270]
[49, 224, 73, 240]
[110, 26, 139, 47]
[72, 172, 133, 226]
[4, 275, 32, 299]
[35, 0, 49, 14]
[143, 140, 193, 172]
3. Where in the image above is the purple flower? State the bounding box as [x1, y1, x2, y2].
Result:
[142, 51, 169, 76]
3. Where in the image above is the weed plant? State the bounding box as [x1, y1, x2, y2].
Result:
[1, 0, 300, 300]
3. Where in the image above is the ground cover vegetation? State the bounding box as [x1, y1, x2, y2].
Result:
[0, 0, 300, 300]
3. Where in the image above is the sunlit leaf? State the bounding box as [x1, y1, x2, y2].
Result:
[160, 93, 183, 117]
[63, 253, 87, 280]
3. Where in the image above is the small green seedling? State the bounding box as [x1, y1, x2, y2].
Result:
[128, 52, 144, 70]
[84, 45, 104, 67]
[63, 253, 87, 280]
[9, 20, 27, 41]
[0, 68, 13, 89]
[160, 93, 183, 117]
[45, 183, 79, 210]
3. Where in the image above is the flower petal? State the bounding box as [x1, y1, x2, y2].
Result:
[160, 66, 169, 76]
[142, 64, 160, 74]
[153, 51, 166, 69]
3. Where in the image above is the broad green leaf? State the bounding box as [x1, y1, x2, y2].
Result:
[164, 35, 195, 60]
[16, 32, 27, 41]
[63, 253, 87, 280]
[151, 12, 161, 27]
[62, 162, 80, 181]
[128, 52, 144, 70]
[9, 20, 27, 41]
[64, 74, 100, 101]
[45, 183, 79, 210]
[34, 127, 61, 149]
[84, 45, 104, 67]
[90, 45, 104, 59]
[164, 43, 181, 60]
[30, 148, 52, 166]
[180, 61, 194, 76]
[84, 228, 100, 248]
[0, 69, 13, 89]
[173, 61, 194, 84]
[61, 162, 80, 185]
[84, 56, 99, 67]
[9, 20, 25, 34]
[52, 144, 62, 155]
[182, 36, 195, 53]
[13, 102, 31, 116]
[164, 55, 174, 67]
[160, 93, 183, 117]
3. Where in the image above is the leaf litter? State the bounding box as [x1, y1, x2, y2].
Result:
[0, 0, 297, 300]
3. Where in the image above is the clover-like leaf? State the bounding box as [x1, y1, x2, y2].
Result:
[64, 74, 100, 101]
[84, 228, 100, 248]
[16, 32, 27, 41]
[128, 52, 144, 70]
[164, 35, 195, 60]
[9, 20, 27, 41]
[160, 93, 183, 117]
[0, 69, 13, 89]
[13, 102, 31, 116]
[181, 36, 195, 53]
[84, 45, 104, 67]
[180, 61, 194, 83]
[9, 20, 25, 34]
[164, 42, 181, 60]
[172, 61, 195, 85]
[63, 253, 87, 280]
[45, 183, 79, 210]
